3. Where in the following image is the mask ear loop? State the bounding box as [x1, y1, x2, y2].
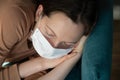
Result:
[29, 15, 43, 41]
[33, 15, 43, 32]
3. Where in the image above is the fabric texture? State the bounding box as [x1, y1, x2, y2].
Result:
[0, 64, 21, 80]
[0, 0, 35, 67]
[65, 0, 113, 80]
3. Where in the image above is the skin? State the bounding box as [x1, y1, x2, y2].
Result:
[35, 5, 85, 49]
[37, 36, 87, 80]
[18, 5, 87, 79]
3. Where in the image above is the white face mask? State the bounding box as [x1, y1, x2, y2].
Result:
[30, 28, 73, 59]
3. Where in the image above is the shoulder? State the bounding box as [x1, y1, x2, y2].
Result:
[0, 0, 35, 54]
[0, 0, 35, 37]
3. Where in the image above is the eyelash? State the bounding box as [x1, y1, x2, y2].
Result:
[62, 42, 75, 48]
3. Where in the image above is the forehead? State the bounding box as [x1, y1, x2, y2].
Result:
[42, 12, 84, 42]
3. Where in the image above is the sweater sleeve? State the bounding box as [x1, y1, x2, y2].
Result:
[0, 5, 27, 69]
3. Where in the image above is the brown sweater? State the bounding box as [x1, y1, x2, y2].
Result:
[0, 0, 43, 79]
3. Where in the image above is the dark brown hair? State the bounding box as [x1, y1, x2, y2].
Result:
[33, 0, 97, 35]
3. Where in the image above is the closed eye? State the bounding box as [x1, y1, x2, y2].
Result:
[45, 26, 56, 38]
[64, 42, 75, 48]
[58, 42, 75, 49]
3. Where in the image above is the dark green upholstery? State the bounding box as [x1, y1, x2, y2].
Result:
[65, 0, 113, 80]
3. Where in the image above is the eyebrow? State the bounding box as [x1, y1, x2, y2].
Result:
[46, 24, 57, 37]
[46, 24, 78, 44]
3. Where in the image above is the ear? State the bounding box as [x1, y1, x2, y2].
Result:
[35, 5, 43, 22]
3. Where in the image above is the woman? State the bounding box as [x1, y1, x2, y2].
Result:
[0, 0, 97, 79]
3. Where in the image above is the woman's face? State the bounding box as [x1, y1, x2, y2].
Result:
[35, 12, 85, 49]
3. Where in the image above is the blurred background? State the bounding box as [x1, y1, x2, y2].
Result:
[112, 0, 120, 80]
